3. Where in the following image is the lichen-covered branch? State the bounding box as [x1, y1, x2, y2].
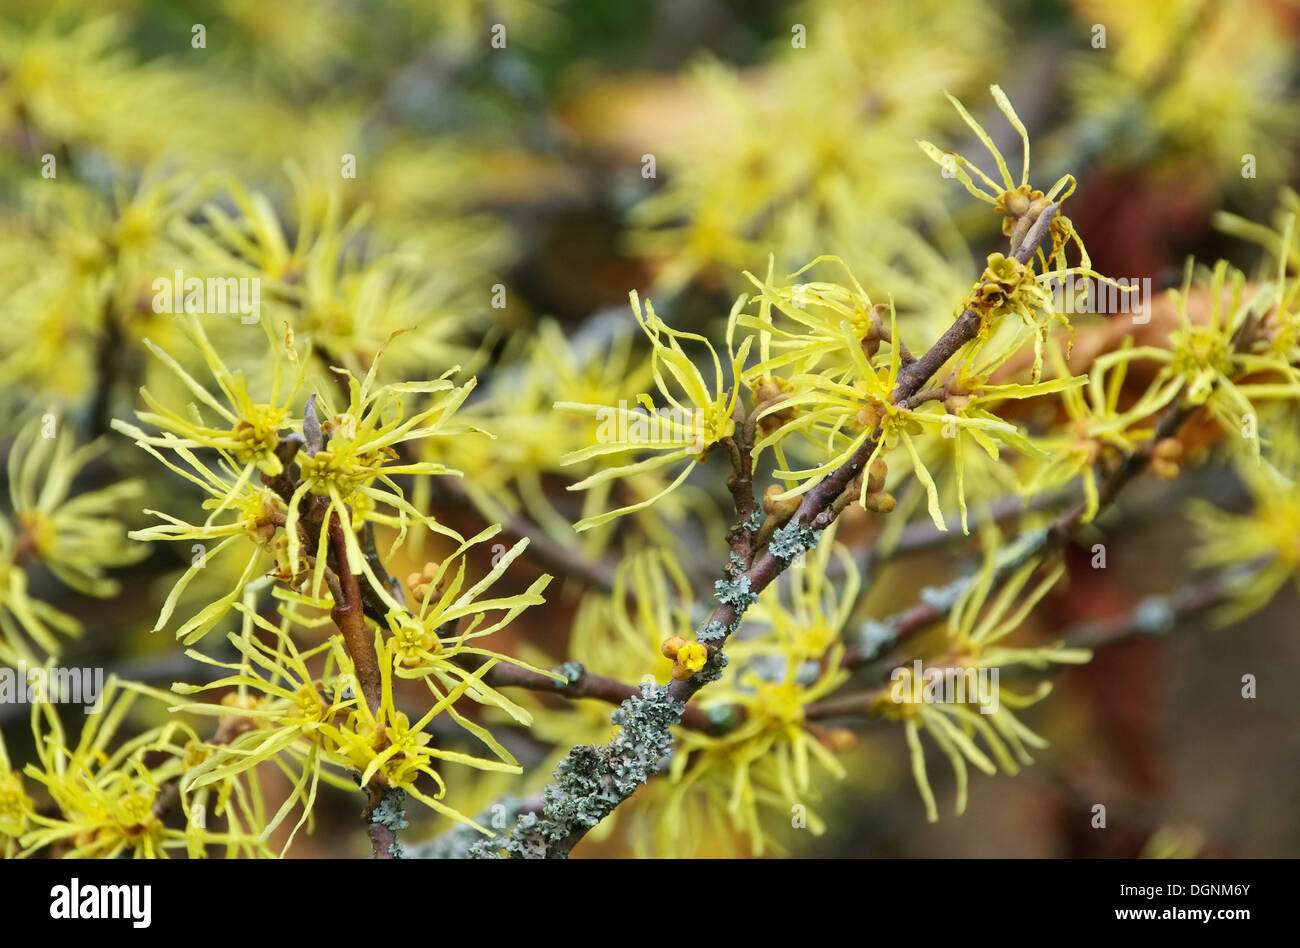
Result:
[364, 785, 409, 859]
[469, 657, 726, 734]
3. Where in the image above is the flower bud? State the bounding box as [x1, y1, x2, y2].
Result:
[866, 459, 888, 493]
[865, 491, 896, 513]
[856, 402, 882, 430]
[762, 484, 801, 519]
[1151, 458, 1180, 480]
[825, 728, 858, 752]
[1153, 437, 1183, 461]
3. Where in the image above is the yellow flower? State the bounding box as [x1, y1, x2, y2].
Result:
[918, 86, 1136, 379]
[0, 732, 33, 853]
[18, 677, 268, 858]
[282, 348, 479, 609]
[1110, 260, 1300, 458]
[652, 531, 861, 855]
[880, 540, 1090, 822]
[119, 314, 304, 481]
[1190, 432, 1300, 623]
[379, 530, 557, 753]
[172, 608, 361, 854]
[676, 642, 707, 673]
[556, 291, 751, 531]
[7, 416, 146, 596]
[1024, 337, 1172, 523]
[319, 632, 521, 835]
[115, 436, 287, 643]
[0, 416, 145, 663]
[918, 85, 1074, 239]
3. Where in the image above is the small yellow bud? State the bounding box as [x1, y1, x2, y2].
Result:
[865, 491, 896, 513]
[1003, 189, 1031, 218]
[825, 728, 858, 752]
[753, 378, 784, 405]
[1153, 437, 1183, 461]
[866, 459, 888, 494]
[661, 636, 686, 659]
[856, 402, 882, 430]
[762, 484, 801, 518]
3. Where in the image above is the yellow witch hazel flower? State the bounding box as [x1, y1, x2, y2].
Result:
[589, 546, 695, 686]
[381, 528, 556, 744]
[905, 324, 1086, 532]
[115, 436, 289, 644]
[172, 170, 478, 381]
[878, 541, 1089, 822]
[120, 314, 304, 481]
[1118, 259, 1300, 458]
[736, 257, 1049, 530]
[288, 346, 482, 606]
[172, 533, 556, 849]
[431, 318, 673, 556]
[1215, 194, 1300, 365]
[0, 416, 145, 663]
[0, 522, 81, 666]
[737, 261, 938, 506]
[117, 325, 478, 640]
[18, 677, 267, 858]
[321, 631, 524, 834]
[729, 528, 861, 669]
[556, 291, 752, 531]
[1, 730, 34, 857]
[919, 85, 1079, 258]
[1025, 338, 1173, 522]
[1190, 425, 1300, 623]
[5, 419, 146, 596]
[172, 608, 364, 854]
[918, 85, 1127, 378]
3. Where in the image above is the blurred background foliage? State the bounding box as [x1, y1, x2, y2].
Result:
[0, 0, 1298, 857]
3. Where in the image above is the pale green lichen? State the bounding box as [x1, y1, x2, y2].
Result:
[410, 796, 533, 859]
[858, 618, 899, 660]
[554, 661, 584, 687]
[768, 520, 822, 564]
[715, 575, 758, 609]
[1133, 596, 1175, 634]
[369, 786, 409, 859]
[692, 651, 728, 685]
[468, 682, 685, 859]
[697, 621, 728, 643]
